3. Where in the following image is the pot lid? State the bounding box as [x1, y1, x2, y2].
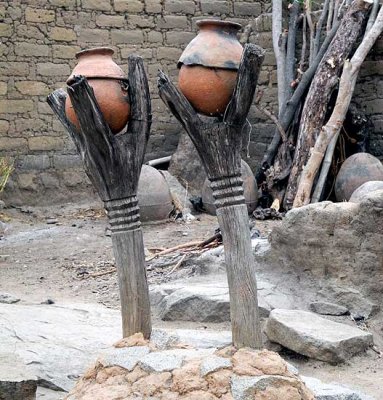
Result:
[67, 47, 126, 84]
[178, 20, 243, 70]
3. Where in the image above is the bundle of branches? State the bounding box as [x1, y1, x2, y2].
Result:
[252, 0, 382, 210]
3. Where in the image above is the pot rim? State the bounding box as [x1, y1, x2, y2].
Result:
[196, 19, 242, 32]
[75, 47, 115, 59]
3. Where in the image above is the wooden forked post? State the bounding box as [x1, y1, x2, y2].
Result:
[158, 44, 264, 348]
[47, 55, 152, 339]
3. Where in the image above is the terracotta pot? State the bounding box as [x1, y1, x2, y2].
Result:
[335, 153, 383, 201]
[178, 19, 243, 116]
[202, 160, 258, 215]
[137, 165, 173, 222]
[65, 47, 130, 134]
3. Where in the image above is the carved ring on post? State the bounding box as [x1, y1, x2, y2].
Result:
[47, 55, 152, 339]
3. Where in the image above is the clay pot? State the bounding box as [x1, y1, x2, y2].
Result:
[137, 165, 173, 222]
[65, 47, 130, 134]
[335, 153, 383, 201]
[178, 19, 243, 116]
[202, 160, 258, 215]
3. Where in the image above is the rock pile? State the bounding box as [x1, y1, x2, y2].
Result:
[66, 333, 314, 400]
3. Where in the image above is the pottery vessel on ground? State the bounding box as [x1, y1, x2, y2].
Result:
[335, 153, 383, 201]
[138, 165, 173, 222]
[178, 19, 243, 116]
[65, 47, 130, 134]
[202, 160, 258, 215]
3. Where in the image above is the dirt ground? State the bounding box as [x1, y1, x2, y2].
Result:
[0, 202, 382, 398]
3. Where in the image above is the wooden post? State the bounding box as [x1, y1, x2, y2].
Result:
[47, 55, 152, 339]
[158, 44, 264, 348]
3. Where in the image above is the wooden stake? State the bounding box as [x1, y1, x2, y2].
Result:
[47, 55, 152, 339]
[158, 44, 264, 349]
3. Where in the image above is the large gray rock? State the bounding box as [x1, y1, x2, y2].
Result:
[156, 280, 273, 322]
[0, 303, 122, 392]
[349, 183, 383, 203]
[302, 376, 374, 400]
[262, 192, 383, 305]
[0, 293, 20, 304]
[0, 354, 37, 400]
[309, 301, 349, 316]
[99, 346, 150, 371]
[265, 309, 373, 363]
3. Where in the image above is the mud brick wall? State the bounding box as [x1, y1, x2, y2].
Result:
[0, 0, 382, 205]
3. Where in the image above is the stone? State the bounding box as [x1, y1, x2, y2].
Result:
[139, 350, 186, 372]
[0, 302, 122, 391]
[165, 0, 196, 14]
[132, 372, 172, 397]
[28, 137, 64, 151]
[52, 45, 81, 59]
[157, 15, 188, 29]
[265, 309, 374, 363]
[231, 375, 312, 400]
[302, 376, 374, 400]
[0, 293, 20, 304]
[37, 63, 70, 77]
[0, 137, 28, 151]
[0, 23, 12, 37]
[96, 15, 124, 27]
[172, 359, 207, 394]
[50, 27, 77, 42]
[234, 2, 262, 16]
[25, 7, 55, 23]
[15, 81, 49, 96]
[349, 181, 383, 203]
[309, 301, 349, 316]
[323, 286, 379, 320]
[77, 28, 109, 43]
[0, 100, 34, 114]
[200, 356, 232, 377]
[0, 82, 6, 95]
[200, 1, 231, 14]
[232, 349, 288, 376]
[0, 354, 37, 400]
[15, 43, 50, 57]
[98, 346, 150, 371]
[0, 62, 29, 76]
[114, 0, 144, 12]
[111, 29, 144, 44]
[82, 0, 111, 11]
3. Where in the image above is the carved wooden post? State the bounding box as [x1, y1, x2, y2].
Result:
[47, 55, 152, 339]
[158, 44, 264, 348]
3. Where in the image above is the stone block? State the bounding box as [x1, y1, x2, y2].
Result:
[0, 81, 7, 95]
[99, 346, 150, 371]
[17, 173, 38, 191]
[0, 120, 9, 133]
[121, 47, 153, 60]
[16, 155, 51, 171]
[16, 25, 44, 40]
[25, 7, 55, 23]
[37, 62, 70, 77]
[53, 154, 82, 169]
[0, 23, 12, 37]
[15, 43, 50, 57]
[115, 0, 144, 12]
[147, 30, 163, 43]
[50, 27, 76, 41]
[40, 172, 60, 188]
[157, 46, 183, 60]
[265, 309, 373, 363]
[49, 0, 76, 6]
[127, 15, 155, 28]
[0, 62, 29, 76]
[0, 137, 27, 151]
[145, 0, 162, 13]
[111, 29, 144, 44]
[28, 136, 64, 151]
[82, 0, 111, 11]
[200, 1, 231, 14]
[0, 100, 34, 114]
[62, 170, 87, 186]
[96, 15, 125, 28]
[364, 99, 383, 114]
[157, 15, 188, 29]
[254, 32, 273, 50]
[165, 31, 195, 46]
[77, 28, 109, 43]
[234, 2, 262, 16]
[165, 0, 195, 14]
[52, 45, 81, 59]
[15, 81, 49, 96]
[0, 354, 37, 400]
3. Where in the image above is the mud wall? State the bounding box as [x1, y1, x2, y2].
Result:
[0, 0, 382, 205]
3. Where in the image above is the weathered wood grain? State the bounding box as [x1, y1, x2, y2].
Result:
[47, 55, 152, 339]
[158, 44, 264, 348]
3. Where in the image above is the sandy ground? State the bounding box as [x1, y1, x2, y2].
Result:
[0, 202, 382, 398]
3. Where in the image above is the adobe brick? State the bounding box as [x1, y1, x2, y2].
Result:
[0, 100, 34, 114]
[200, 1, 231, 15]
[111, 29, 144, 44]
[15, 43, 50, 57]
[82, 0, 111, 11]
[50, 27, 77, 41]
[165, 1, 195, 14]
[234, 2, 262, 17]
[157, 15, 188, 29]
[28, 136, 65, 151]
[25, 7, 55, 23]
[37, 62, 70, 77]
[115, 0, 144, 12]
[96, 15, 125, 28]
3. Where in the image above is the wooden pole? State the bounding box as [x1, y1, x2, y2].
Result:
[47, 55, 152, 339]
[158, 44, 264, 349]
